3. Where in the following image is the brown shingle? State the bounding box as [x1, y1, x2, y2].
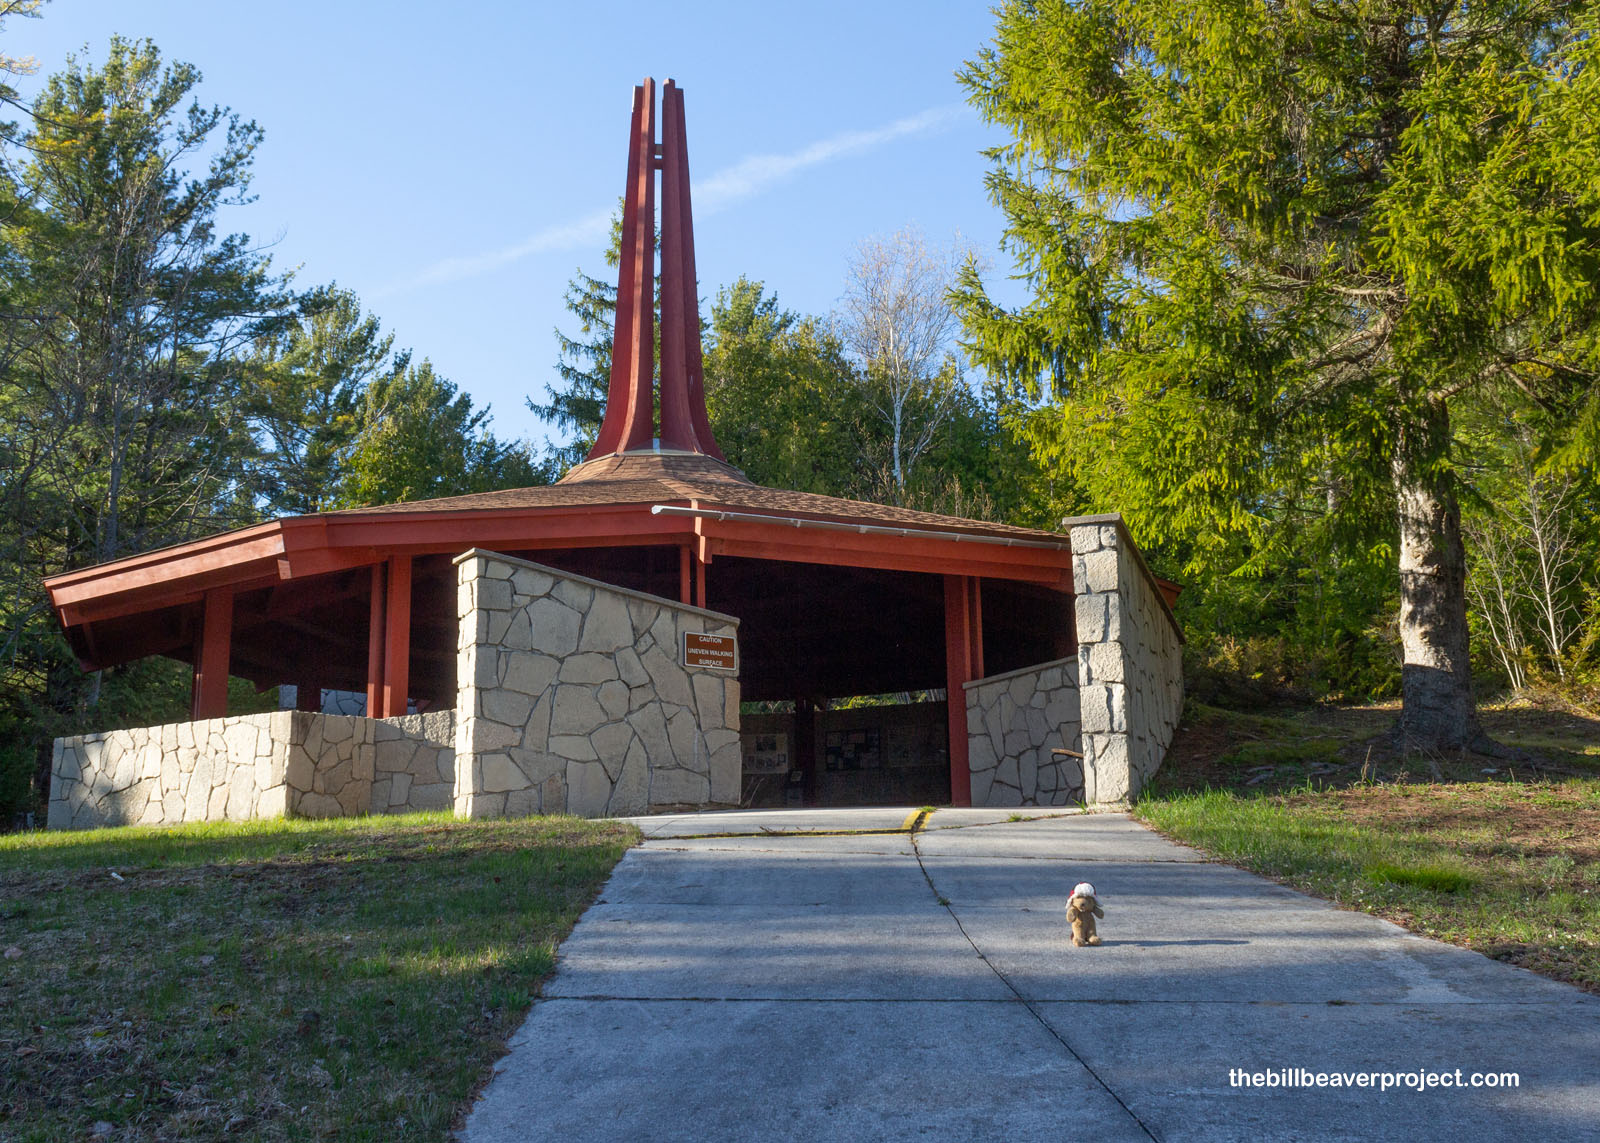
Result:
[322, 451, 1063, 540]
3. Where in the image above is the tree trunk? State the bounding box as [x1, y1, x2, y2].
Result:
[1391, 400, 1490, 753]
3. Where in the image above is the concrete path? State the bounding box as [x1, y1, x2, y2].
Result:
[460, 810, 1600, 1142]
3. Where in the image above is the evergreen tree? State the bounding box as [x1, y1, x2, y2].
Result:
[244, 286, 391, 515]
[0, 35, 291, 814]
[957, 0, 1600, 749]
[531, 267, 615, 472]
[335, 355, 540, 507]
[15, 37, 288, 566]
[530, 213, 626, 473]
[703, 277, 861, 495]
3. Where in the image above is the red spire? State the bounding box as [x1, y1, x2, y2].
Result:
[587, 78, 724, 462]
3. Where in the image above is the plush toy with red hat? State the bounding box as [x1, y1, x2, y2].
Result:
[1066, 881, 1104, 947]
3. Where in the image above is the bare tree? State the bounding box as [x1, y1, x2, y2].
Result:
[1519, 465, 1583, 677]
[837, 228, 968, 505]
[1464, 428, 1588, 690]
[1464, 513, 1529, 693]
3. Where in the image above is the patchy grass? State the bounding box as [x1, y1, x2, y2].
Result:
[1217, 737, 1342, 770]
[1365, 862, 1473, 894]
[0, 813, 636, 1141]
[1138, 697, 1600, 995]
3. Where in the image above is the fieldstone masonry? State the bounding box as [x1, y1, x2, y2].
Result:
[452, 550, 741, 819]
[963, 657, 1083, 807]
[963, 514, 1183, 807]
[1069, 516, 1185, 802]
[49, 711, 359, 828]
[373, 711, 456, 813]
[48, 710, 453, 830]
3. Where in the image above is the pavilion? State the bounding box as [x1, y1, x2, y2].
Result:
[44, 79, 1184, 822]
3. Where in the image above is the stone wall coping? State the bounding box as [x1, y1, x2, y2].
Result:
[1060, 512, 1185, 644]
[65, 709, 288, 743]
[961, 654, 1077, 692]
[452, 547, 741, 626]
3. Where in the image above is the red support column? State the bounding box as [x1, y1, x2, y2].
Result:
[695, 549, 707, 610]
[968, 577, 985, 680]
[381, 556, 412, 719]
[191, 587, 234, 720]
[679, 544, 693, 606]
[365, 563, 386, 718]
[944, 574, 980, 807]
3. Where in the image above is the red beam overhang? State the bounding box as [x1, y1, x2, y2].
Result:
[701, 524, 1068, 584]
[46, 498, 1075, 667]
[653, 503, 1071, 585]
[47, 523, 289, 627]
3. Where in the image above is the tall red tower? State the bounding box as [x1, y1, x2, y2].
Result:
[587, 78, 724, 461]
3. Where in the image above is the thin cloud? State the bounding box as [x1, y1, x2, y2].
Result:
[693, 104, 967, 213]
[375, 209, 615, 297]
[378, 102, 969, 297]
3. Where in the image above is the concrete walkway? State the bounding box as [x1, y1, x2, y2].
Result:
[460, 809, 1600, 1142]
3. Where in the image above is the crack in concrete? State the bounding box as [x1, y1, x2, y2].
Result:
[910, 828, 1163, 1142]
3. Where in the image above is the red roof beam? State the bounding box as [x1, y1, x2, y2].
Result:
[651, 503, 1072, 552]
[58, 571, 281, 629]
[45, 525, 286, 610]
[300, 504, 695, 555]
[704, 535, 1069, 587]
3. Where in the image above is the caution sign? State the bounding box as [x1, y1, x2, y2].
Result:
[682, 631, 738, 672]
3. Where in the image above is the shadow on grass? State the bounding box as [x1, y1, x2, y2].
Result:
[0, 813, 638, 1142]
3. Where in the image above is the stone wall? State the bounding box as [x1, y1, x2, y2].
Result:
[453, 549, 741, 819]
[48, 711, 367, 829]
[1068, 515, 1185, 802]
[373, 711, 456, 813]
[963, 657, 1083, 807]
[958, 516, 1183, 809]
[48, 709, 453, 830]
[282, 714, 376, 818]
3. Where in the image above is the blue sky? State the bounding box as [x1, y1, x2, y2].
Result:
[13, 1, 1023, 451]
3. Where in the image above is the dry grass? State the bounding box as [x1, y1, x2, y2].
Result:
[0, 813, 636, 1141]
[1137, 697, 1600, 994]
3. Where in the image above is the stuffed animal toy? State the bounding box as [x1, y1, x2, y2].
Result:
[1066, 880, 1104, 947]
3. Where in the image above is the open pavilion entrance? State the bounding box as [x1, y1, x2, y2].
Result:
[162, 542, 1078, 808]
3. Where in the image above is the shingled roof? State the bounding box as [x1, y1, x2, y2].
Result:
[321, 451, 1065, 543]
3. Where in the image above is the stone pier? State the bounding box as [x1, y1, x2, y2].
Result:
[452, 550, 742, 819]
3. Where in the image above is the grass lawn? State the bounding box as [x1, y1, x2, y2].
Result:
[0, 813, 637, 1141]
[1136, 698, 1600, 995]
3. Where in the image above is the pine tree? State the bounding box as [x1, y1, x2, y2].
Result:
[957, 0, 1600, 750]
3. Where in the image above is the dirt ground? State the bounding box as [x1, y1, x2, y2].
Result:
[1155, 696, 1600, 795]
